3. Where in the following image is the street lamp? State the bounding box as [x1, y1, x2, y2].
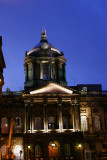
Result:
[28, 146, 30, 160]
[78, 144, 82, 148]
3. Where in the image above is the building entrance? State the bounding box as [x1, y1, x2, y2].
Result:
[48, 141, 60, 160]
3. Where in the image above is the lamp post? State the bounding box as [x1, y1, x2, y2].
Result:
[28, 146, 30, 160]
[20, 150, 22, 160]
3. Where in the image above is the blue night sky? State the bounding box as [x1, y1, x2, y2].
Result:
[0, 0, 107, 91]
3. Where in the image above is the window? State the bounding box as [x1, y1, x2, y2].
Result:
[13, 145, 22, 160]
[35, 117, 42, 130]
[43, 63, 49, 80]
[48, 117, 55, 129]
[14, 117, 22, 133]
[62, 116, 69, 129]
[64, 144, 70, 157]
[105, 116, 107, 130]
[28, 63, 33, 81]
[85, 151, 93, 160]
[1, 117, 9, 133]
[93, 116, 101, 132]
[96, 143, 102, 153]
[82, 87, 87, 92]
[15, 117, 21, 126]
[48, 141, 60, 157]
[81, 116, 88, 132]
[35, 144, 43, 158]
[0, 145, 7, 159]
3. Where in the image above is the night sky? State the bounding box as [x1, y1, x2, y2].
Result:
[0, 0, 107, 91]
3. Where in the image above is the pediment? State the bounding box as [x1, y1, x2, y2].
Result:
[30, 82, 73, 95]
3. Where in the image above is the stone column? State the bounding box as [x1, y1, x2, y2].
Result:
[33, 62, 35, 80]
[74, 98, 80, 131]
[72, 102, 76, 130]
[69, 101, 74, 129]
[24, 103, 28, 133]
[30, 103, 33, 133]
[40, 62, 43, 79]
[44, 98, 48, 133]
[58, 99, 63, 132]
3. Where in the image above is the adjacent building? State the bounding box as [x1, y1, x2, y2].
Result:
[0, 36, 6, 96]
[0, 31, 107, 160]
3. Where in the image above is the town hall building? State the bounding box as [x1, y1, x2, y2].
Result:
[0, 31, 107, 160]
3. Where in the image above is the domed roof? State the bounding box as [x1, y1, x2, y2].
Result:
[27, 29, 61, 57]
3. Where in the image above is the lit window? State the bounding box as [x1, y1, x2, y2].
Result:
[0, 145, 7, 159]
[14, 117, 22, 133]
[48, 117, 55, 129]
[93, 116, 101, 132]
[81, 116, 88, 132]
[28, 63, 33, 81]
[1, 117, 9, 133]
[14, 145, 22, 160]
[43, 63, 49, 80]
[15, 117, 21, 126]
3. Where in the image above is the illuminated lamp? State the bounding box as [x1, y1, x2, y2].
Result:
[51, 143, 55, 147]
[78, 144, 82, 148]
[28, 146, 30, 149]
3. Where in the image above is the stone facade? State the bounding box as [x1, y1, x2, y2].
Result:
[0, 31, 107, 160]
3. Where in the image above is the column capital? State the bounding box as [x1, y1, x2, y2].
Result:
[25, 103, 28, 107]
[43, 98, 47, 105]
[57, 98, 62, 105]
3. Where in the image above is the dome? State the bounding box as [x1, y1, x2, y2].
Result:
[27, 29, 62, 57]
[24, 29, 67, 91]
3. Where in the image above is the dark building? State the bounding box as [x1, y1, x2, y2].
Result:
[0, 36, 6, 96]
[0, 30, 107, 160]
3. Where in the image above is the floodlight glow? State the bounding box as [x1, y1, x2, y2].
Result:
[30, 83, 73, 94]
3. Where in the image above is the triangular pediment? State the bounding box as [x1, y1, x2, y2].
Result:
[30, 82, 73, 95]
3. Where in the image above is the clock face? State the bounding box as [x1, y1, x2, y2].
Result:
[41, 43, 49, 49]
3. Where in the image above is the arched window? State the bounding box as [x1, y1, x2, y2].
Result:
[96, 143, 102, 153]
[48, 141, 60, 157]
[93, 116, 101, 132]
[64, 144, 70, 157]
[81, 116, 88, 132]
[13, 145, 22, 160]
[0, 145, 7, 159]
[48, 117, 55, 129]
[35, 144, 43, 158]
[15, 117, 21, 126]
[35, 117, 42, 130]
[62, 116, 69, 129]
[1, 117, 9, 133]
[28, 63, 33, 81]
[14, 117, 22, 133]
[43, 63, 49, 80]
